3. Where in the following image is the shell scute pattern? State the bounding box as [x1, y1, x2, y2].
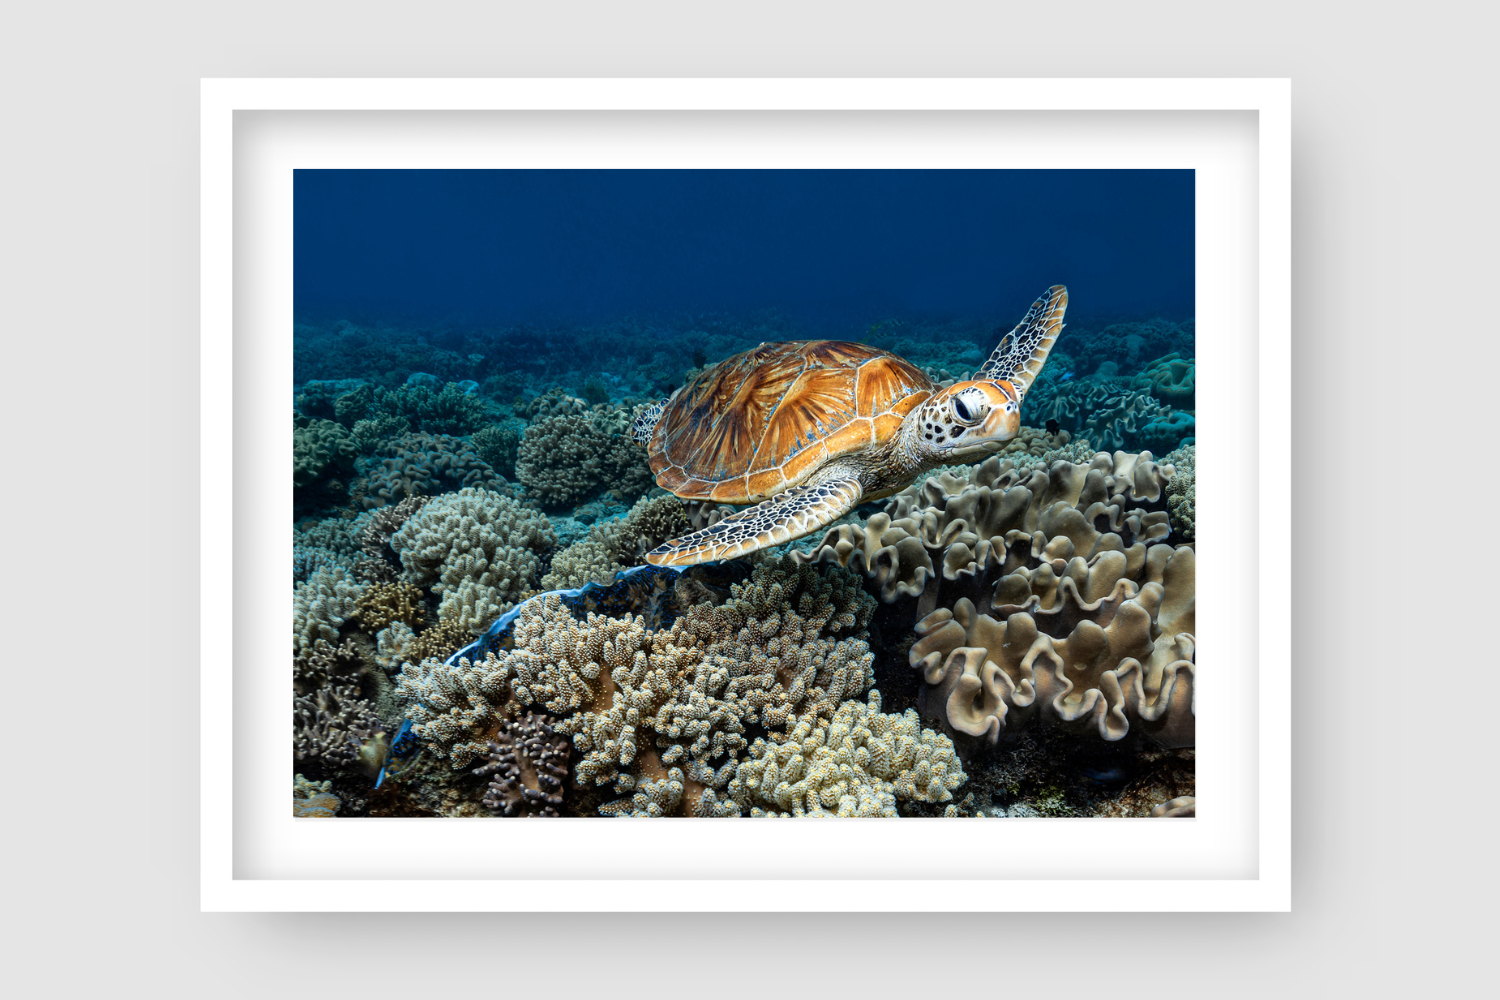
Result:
[649, 341, 933, 503]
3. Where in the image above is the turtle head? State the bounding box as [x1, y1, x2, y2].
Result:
[908, 380, 1022, 461]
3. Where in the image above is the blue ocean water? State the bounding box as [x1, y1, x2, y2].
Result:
[295, 169, 1192, 329]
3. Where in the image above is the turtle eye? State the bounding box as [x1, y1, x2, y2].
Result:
[950, 392, 986, 425]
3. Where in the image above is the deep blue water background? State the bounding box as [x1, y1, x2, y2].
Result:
[294, 170, 1192, 330]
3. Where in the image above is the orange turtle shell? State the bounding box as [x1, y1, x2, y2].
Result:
[648, 340, 935, 503]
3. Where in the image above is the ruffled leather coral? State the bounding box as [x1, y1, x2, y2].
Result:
[907, 542, 1195, 748]
[1132, 352, 1195, 407]
[797, 450, 1177, 617]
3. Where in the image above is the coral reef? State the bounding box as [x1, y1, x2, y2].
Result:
[293, 306, 1197, 820]
[294, 680, 382, 776]
[515, 411, 654, 507]
[293, 775, 341, 817]
[370, 381, 490, 434]
[540, 494, 690, 591]
[1132, 353, 1195, 407]
[391, 487, 555, 631]
[1164, 444, 1196, 542]
[727, 690, 967, 817]
[472, 712, 571, 816]
[293, 566, 364, 654]
[472, 424, 520, 478]
[355, 432, 509, 510]
[293, 416, 358, 490]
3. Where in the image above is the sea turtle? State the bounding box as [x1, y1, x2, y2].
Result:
[631, 285, 1069, 566]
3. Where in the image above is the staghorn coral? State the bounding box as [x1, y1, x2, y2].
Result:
[907, 541, 1196, 748]
[293, 416, 358, 489]
[472, 712, 571, 816]
[391, 487, 555, 632]
[293, 566, 365, 654]
[799, 450, 1176, 616]
[294, 680, 382, 775]
[293, 775, 341, 817]
[352, 581, 426, 633]
[515, 411, 655, 507]
[727, 690, 967, 817]
[356, 432, 509, 510]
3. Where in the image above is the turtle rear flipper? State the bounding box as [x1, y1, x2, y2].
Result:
[644, 476, 864, 566]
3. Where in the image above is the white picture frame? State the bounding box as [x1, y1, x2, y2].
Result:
[202, 78, 1290, 912]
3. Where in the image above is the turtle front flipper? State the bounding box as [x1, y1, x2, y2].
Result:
[644, 476, 865, 567]
[978, 284, 1068, 401]
[630, 398, 668, 447]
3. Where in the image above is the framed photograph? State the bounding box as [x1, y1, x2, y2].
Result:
[203, 78, 1288, 910]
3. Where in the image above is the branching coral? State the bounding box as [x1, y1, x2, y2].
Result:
[472, 424, 520, 478]
[293, 416, 358, 489]
[390, 487, 555, 632]
[293, 566, 364, 654]
[472, 712, 571, 816]
[1163, 444, 1196, 542]
[353, 581, 426, 633]
[294, 680, 382, 775]
[540, 494, 690, 591]
[395, 558, 923, 815]
[294, 637, 366, 695]
[727, 690, 967, 817]
[356, 432, 509, 510]
[371, 382, 489, 434]
[515, 411, 654, 507]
